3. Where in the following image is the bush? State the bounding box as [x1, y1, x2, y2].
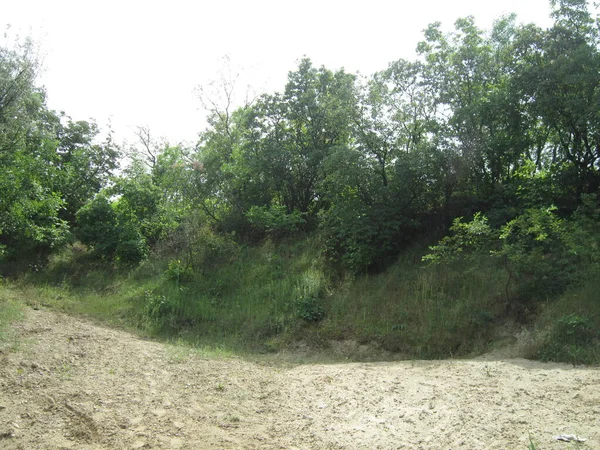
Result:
[320, 199, 413, 273]
[115, 224, 148, 266]
[75, 195, 120, 258]
[423, 205, 594, 309]
[143, 290, 179, 328]
[75, 183, 176, 266]
[536, 313, 599, 365]
[164, 259, 192, 282]
[246, 205, 305, 237]
[297, 296, 326, 323]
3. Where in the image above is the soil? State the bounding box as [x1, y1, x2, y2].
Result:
[1, 308, 599, 449]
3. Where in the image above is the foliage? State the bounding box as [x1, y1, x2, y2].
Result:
[536, 313, 599, 365]
[496, 206, 578, 300]
[54, 117, 120, 225]
[424, 201, 596, 309]
[422, 213, 494, 265]
[144, 290, 178, 326]
[318, 146, 424, 272]
[75, 195, 120, 259]
[75, 191, 151, 266]
[297, 296, 326, 323]
[0, 35, 118, 263]
[165, 259, 193, 283]
[177, 222, 240, 271]
[246, 205, 305, 237]
[114, 223, 149, 266]
[3, 2, 600, 363]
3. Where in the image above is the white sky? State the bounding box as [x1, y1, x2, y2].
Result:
[4, 0, 555, 147]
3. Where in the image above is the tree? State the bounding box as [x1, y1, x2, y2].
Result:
[514, 0, 600, 200]
[55, 116, 120, 225]
[417, 15, 535, 205]
[0, 36, 67, 259]
[194, 58, 358, 236]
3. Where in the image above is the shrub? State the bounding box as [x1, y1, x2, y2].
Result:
[143, 290, 179, 327]
[246, 205, 305, 237]
[297, 296, 326, 323]
[75, 195, 120, 258]
[536, 313, 599, 365]
[115, 224, 148, 266]
[165, 259, 192, 282]
[424, 205, 591, 308]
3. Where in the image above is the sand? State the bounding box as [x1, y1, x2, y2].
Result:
[1, 308, 598, 449]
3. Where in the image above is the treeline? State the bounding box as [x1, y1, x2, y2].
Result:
[0, 36, 118, 260]
[2, 0, 599, 291]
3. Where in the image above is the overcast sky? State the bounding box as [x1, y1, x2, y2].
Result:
[4, 0, 556, 146]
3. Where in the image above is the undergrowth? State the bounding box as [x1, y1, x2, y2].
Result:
[529, 277, 600, 365]
[0, 282, 26, 352]
[5, 233, 600, 364]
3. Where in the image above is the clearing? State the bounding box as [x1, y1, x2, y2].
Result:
[1, 308, 599, 449]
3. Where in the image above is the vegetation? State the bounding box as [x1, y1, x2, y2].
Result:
[0, 282, 26, 352]
[1, 0, 599, 363]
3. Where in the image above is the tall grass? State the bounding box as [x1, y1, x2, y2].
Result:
[528, 275, 600, 365]
[0, 283, 26, 352]
[24, 237, 327, 351]
[142, 238, 328, 347]
[11, 234, 600, 363]
[318, 254, 506, 357]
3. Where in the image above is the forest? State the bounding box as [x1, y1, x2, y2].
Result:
[1, 0, 599, 363]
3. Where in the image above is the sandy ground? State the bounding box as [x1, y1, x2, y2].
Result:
[0, 308, 599, 450]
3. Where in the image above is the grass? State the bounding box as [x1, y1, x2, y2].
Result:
[5, 233, 600, 364]
[12, 237, 327, 353]
[528, 433, 538, 450]
[0, 282, 27, 353]
[527, 275, 600, 365]
[314, 253, 506, 358]
[165, 338, 238, 363]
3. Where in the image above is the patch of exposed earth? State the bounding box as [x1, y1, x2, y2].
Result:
[1, 308, 599, 449]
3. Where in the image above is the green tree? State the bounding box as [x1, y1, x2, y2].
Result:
[54, 116, 120, 225]
[514, 0, 600, 200]
[0, 37, 67, 259]
[417, 15, 535, 206]
[194, 58, 358, 236]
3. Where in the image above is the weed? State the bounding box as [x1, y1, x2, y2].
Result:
[532, 278, 600, 365]
[482, 364, 496, 377]
[165, 259, 192, 283]
[297, 297, 326, 323]
[144, 290, 178, 321]
[528, 433, 538, 450]
[0, 286, 26, 353]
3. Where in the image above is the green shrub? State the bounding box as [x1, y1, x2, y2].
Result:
[297, 296, 326, 323]
[75, 195, 120, 258]
[115, 224, 148, 266]
[424, 205, 594, 309]
[246, 205, 305, 237]
[164, 259, 192, 282]
[536, 313, 599, 365]
[144, 290, 179, 326]
[76, 194, 149, 265]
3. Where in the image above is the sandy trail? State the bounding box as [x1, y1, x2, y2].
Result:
[0, 308, 598, 449]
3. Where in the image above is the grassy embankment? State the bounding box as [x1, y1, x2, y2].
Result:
[0, 283, 26, 353]
[2, 233, 599, 363]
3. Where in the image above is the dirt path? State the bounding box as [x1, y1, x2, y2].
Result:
[1, 308, 599, 449]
